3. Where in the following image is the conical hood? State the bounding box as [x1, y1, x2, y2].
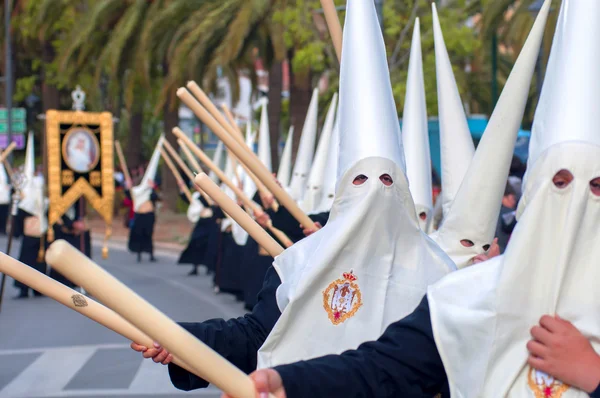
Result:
[141, 135, 164, 187]
[24, 131, 35, 181]
[432, 0, 551, 268]
[289, 88, 319, 201]
[432, 3, 475, 216]
[527, 0, 600, 171]
[243, 122, 257, 199]
[403, 18, 433, 230]
[209, 140, 224, 183]
[314, 115, 339, 213]
[258, 99, 272, 172]
[0, 162, 9, 204]
[302, 93, 338, 214]
[337, 0, 405, 181]
[277, 126, 294, 187]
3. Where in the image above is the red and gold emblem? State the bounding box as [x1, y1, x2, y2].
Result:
[322, 271, 363, 325]
[527, 367, 569, 398]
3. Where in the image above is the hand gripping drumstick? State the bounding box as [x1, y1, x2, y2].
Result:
[45, 240, 273, 398]
[0, 251, 194, 371]
[194, 173, 284, 258]
[173, 128, 293, 248]
[176, 87, 317, 231]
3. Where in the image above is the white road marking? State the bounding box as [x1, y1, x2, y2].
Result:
[0, 346, 96, 398]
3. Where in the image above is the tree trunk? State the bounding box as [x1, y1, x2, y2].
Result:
[161, 91, 180, 211]
[288, 63, 312, 164]
[126, 110, 143, 168]
[41, 41, 60, 182]
[268, 61, 283, 172]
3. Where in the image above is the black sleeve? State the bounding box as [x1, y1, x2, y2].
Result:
[61, 214, 74, 229]
[212, 206, 225, 220]
[168, 267, 282, 391]
[150, 190, 159, 202]
[179, 192, 190, 205]
[591, 385, 600, 398]
[200, 195, 210, 208]
[310, 211, 330, 227]
[275, 297, 448, 398]
[270, 206, 305, 243]
[12, 209, 27, 238]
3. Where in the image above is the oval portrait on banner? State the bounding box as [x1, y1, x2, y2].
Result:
[62, 127, 100, 174]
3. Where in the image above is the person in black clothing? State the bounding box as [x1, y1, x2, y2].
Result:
[178, 188, 215, 276]
[13, 206, 47, 298]
[239, 297, 600, 398]
[495, 182, 518, 253]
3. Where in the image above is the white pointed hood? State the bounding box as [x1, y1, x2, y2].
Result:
[432, 3, 475, 217]
[403, 18, 433, 231]
[314, 114, 339, 214]
[0, 160, 10, 204]
[425, 3, 600, 398]
[258, 0, 454, 369]
[221, 155, 238, 233]
[277, 126, 294, 188]
[288, 88, 319, 201]
[243, 121, 257, 200]
[18, 132, 46, 232]
[131, 135, 164, 212]
[258, 99, 272, 172]
[209, 141, 224, 183]
[302, 93, 338, 214]
[430, 0, 547, 269]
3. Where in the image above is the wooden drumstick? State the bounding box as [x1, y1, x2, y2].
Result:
[0, 251, 193, 371]
[185, 82, 277, 209]
[0, 142, 17, 164]
[45, 240, 269, 398]
[320, 0, 343, 61]
[173, 128, 293, 248]
[162, 140, 213, 205]
[160, 148, 193, 203]
[220, 104, 280, 212]
[176, 88, 317, 231]
[177, 140, 214, 206]
[114, 140, 132, 186]
[194, 174, 284, 257]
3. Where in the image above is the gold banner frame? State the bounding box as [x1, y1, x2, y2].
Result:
[46, 110, 114, 254]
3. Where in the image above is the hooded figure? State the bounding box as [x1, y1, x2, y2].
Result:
[128, 136, 163, 262]
[277, 126, 294, 189]
[214, 156, 245, 300]
[258, 99, 272, 173]
[0, 161, 10, 235]
[256, 0, 455, 368]
[15, 132, 48, 298]
[208, 141, 224, 183]
[427, 2, 600, 397]
[301, 93, 338, 214]
[432, 3, 475, 219]
[429, 0, 544, 269]
[288, 89, 319, 201]
[313, 116, 340, 214]
[403, 18, 433, 232]
[232, 124, 258, 246]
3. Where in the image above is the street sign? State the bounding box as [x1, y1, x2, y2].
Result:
[0, 134, 25, 149]
[0, 108, 26, 121]
[0, 120, 26, 134]
[0, 107, 27, 134]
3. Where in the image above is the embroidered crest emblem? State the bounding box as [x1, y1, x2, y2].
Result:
[527, 367, 569, 398]
[322, 271, 363, 325]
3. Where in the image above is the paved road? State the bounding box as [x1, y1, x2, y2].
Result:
[0, 237, 246, 398]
